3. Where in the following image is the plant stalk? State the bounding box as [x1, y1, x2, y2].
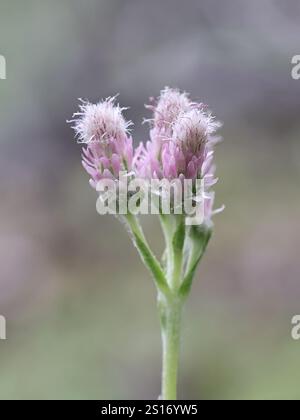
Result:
[159, 296, 182, 400]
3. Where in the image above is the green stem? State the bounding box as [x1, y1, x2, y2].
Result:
[159, 215, 185, 291]
[125, 214, 171, 296]
[159, 214, 174, 281]
[125, 214, 207, 400]
[158, 215, 185, 399]
[159, 296, 182, 400]
[172, 243, 183, 291]
[179, 227, 212, 298]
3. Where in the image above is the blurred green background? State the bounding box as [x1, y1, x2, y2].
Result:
[0, 0, 300, 400]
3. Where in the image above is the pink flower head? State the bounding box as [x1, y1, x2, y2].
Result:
[71, 97, 134, 188]
[136, 88, 195, 179]
[134, 88, 222, 222]
[70, 89, 223, 223]
[135, 89, 220, 181]
[148, 87, 191, 135]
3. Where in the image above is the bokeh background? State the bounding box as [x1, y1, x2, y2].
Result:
[0, 0, 300, 400]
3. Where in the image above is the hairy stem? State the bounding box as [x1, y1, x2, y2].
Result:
[159, 296, 182, 400]
[159, 215, 185, 291]
[159, 214, 175, 281]
[158, 215, 186, 399]
[125, 213, 171, 296]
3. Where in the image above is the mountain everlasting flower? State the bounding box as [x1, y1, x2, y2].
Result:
[148, 87, 191, 134]
[135, 88, 222, 222]
[135, 88, 192, 179]
[71, 88, 223, 401]
[71, 97, 134, 188]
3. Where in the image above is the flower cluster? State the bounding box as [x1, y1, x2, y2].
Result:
[70, 88, 224, 400]
[135, 88, 222, 221]
[71, 88, 222, 222]
[70, 97, 134, 188]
